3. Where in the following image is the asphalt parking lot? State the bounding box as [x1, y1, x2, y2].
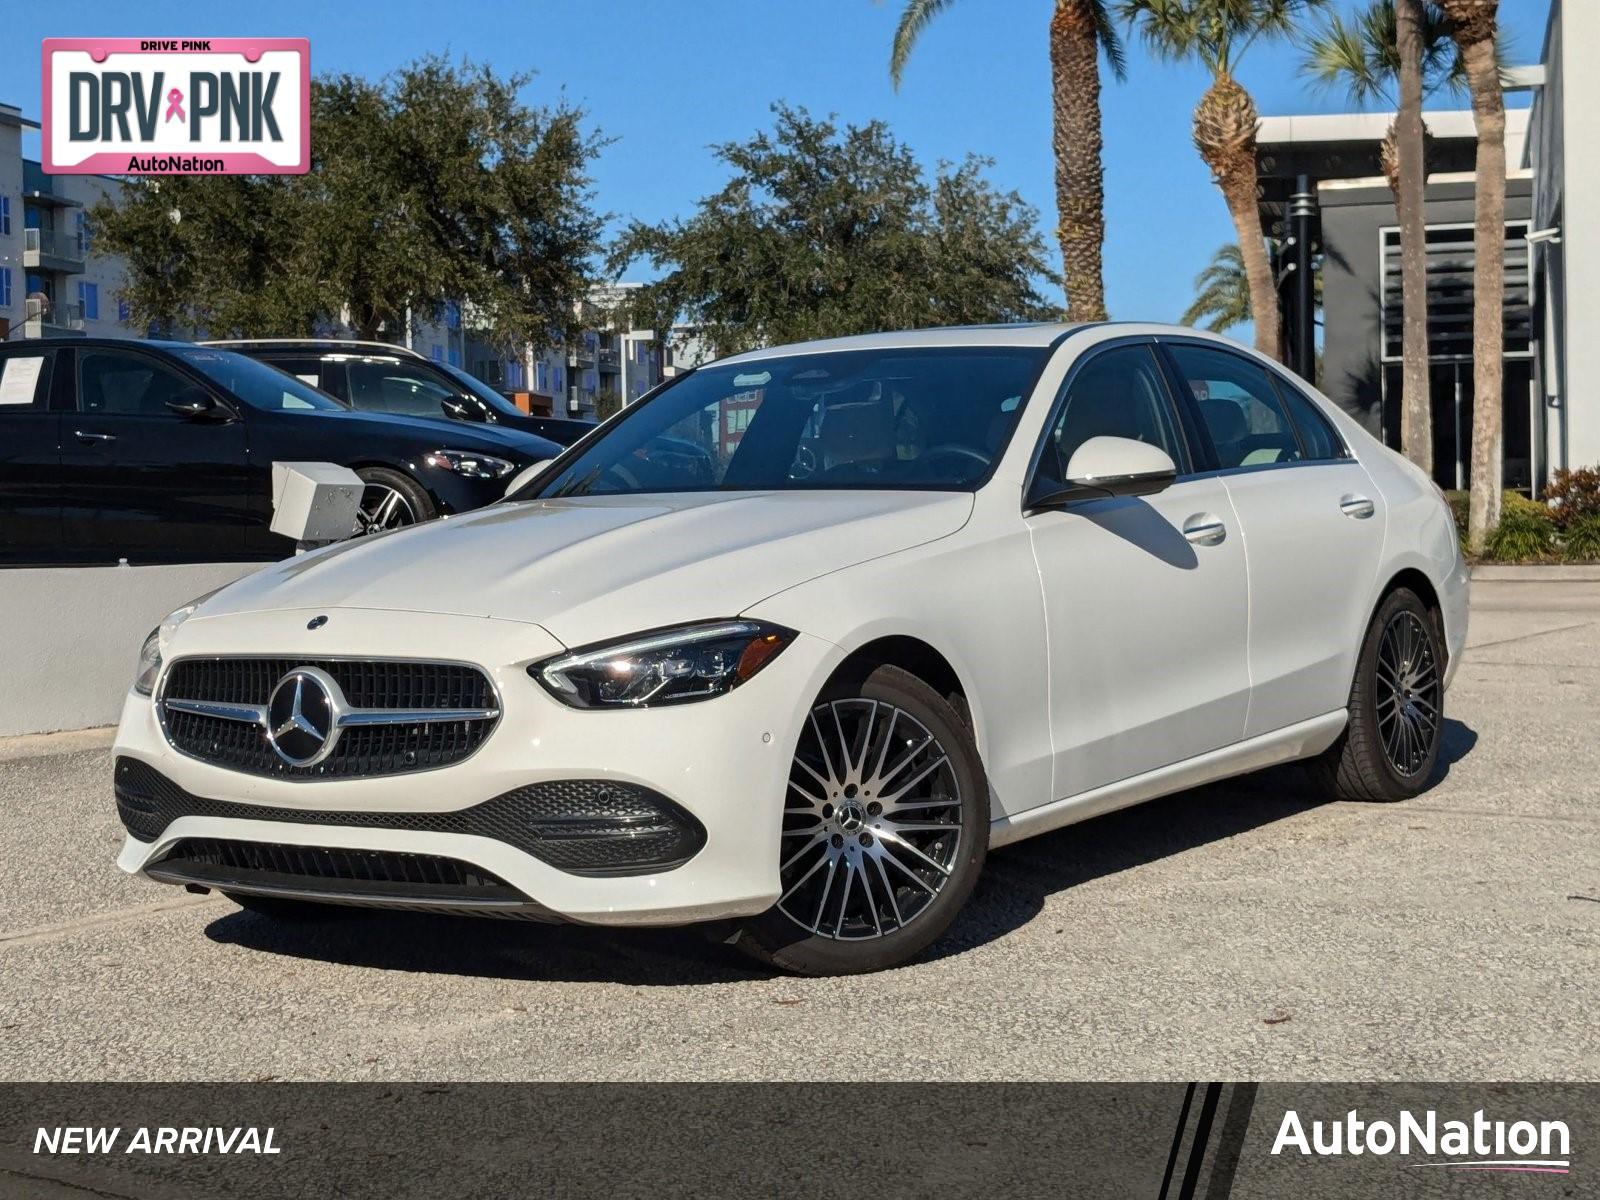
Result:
[1, 576, 1596, 1082]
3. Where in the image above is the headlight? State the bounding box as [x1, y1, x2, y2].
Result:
[424, 448, 516, 479]
[531, 620, 796, 709]
[132, 588, 223, 696]
[133, 628, 163, 696]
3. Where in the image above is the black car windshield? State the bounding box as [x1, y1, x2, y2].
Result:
[526, 346, 1046, 498]
[438, 362, 522, 417]
[173, 347, 345, 412]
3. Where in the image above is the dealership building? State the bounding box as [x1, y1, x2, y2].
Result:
[1258, 0, 1598, 494]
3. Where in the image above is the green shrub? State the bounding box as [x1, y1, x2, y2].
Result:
[1445, 489, 1470, 557]
[1546, 467, 1600, 529]
[1484, 492, 1557, 562]
[1562, 513, 1600, 562]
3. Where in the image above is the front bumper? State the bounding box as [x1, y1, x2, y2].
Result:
[113, 606, 840, 925]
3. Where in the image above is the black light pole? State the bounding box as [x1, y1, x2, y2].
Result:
[1288, 175, 1318, 382]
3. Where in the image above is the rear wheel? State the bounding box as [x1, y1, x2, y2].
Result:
[734, 665, 988, 976]
[1312, 587, 1444, 801]
[354, 467, 434, 536]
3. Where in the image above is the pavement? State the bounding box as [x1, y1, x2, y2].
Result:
[1, 577, 1596, 1082]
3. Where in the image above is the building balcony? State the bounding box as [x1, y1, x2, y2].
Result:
[23, 227, 87, 274]
[22, 298, 86, 338]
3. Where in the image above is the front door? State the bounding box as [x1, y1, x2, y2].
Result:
[1027, 341, 1251, 802]
[0, 348, 62, 563]
[59, 346, 253, 563]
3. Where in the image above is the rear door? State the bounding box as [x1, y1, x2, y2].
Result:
[0, 347, 62, 563]
[59, 345, 253, 563]
[1161, 340, 1388, 737]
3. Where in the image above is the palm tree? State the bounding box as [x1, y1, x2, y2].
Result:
[1120, 0, 1325, 362]
[1304, 1, 1460, 477]
[1438, 0, 1505, 553]
[1181, 243, 1252, 332]
[891, 1, 1126, 322]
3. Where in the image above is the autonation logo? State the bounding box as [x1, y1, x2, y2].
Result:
[1272, 1108, 1571, 1175]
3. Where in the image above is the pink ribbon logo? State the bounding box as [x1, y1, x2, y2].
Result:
[164, 88, 185, 123]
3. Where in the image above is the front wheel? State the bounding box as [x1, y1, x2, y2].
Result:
[734, 664, 988, 976]
[353, 467, 435, 536]
[1312, 587, 1445, 801]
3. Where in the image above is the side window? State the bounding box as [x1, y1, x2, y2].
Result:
[1167, 344, 1304, 470]
[1038, 344, 1187, 485]
[0, 351, 52, 409]
[1275, 379, 1347, 461]
[79, 350, 194, 417]
[346, 359, 457, 418]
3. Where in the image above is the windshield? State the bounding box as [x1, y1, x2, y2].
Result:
[528, 346, 1046, 498]
[438, 362, 521, 416]
[174, 347, 346, 412]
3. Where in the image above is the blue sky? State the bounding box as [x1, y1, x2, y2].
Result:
[6, 0, 1554, 324]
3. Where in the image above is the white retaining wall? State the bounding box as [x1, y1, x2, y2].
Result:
[3, 562, 260, 737]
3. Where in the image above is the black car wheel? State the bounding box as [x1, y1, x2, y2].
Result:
[354, 467, 435, 535]
[1312, 587, 1445, 801]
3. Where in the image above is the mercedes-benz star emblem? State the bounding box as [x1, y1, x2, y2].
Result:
[265, 667, 342, 767]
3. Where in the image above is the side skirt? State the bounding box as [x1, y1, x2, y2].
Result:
[988, 710, 1347, 849]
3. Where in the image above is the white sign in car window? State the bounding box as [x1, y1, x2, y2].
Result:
[0, 357, 45, 407]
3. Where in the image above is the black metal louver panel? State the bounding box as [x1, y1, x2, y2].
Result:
[1381, 221, 1533, 362]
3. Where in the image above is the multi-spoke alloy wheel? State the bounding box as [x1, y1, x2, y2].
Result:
[779, 698, 963, 940]
[355, 484, 418, 536]
[1313, 587, 1446, 802]
[1375, 610, 1440, 777]
[735, 664, 987, 975]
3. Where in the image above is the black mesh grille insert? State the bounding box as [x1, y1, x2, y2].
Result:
[159, 658, 498, 779]
[117, 758, 707, 877]
[152, 838, 523, 902]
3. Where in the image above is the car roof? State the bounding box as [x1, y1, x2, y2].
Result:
[200, 338, 427, 360]
[712, 323, 1084, 366]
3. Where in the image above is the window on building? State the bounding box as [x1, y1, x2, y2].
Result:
[535, 360, 548, 392]
[0, 196, 10, 236]
[0, 268, 11, 309]
[78, 281, 99, 321]
[117, 298, 130, 322]
[448, 345, 461, 368]
[444, 301, 461, 330]
[75, 211, 91, 255]
[429, 345, 444, 363]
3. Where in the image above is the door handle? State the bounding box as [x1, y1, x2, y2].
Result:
[1182, 513, 1227, 546]
[74, 430, 117, 444]
[1339, 494, 1376, 520]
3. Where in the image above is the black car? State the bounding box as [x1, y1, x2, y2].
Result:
[0, 338, 561, 566]
[209, 339, 598, 447]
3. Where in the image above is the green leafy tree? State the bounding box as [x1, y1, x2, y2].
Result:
[608, 106, 1057, 357]
[93, 57, 604, 349]
[890, 0, 1125, 322]
[1119, 0, 1326, 363]
[1180, 243, 1252, 332]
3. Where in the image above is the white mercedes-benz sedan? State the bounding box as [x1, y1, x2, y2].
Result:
[113, 324, 1467, 975]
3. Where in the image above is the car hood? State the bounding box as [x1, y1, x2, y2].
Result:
[201, 490, 974, 647]
[310, 407, 560, 459]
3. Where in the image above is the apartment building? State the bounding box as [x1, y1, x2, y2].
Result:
[1, 103, 128, 341]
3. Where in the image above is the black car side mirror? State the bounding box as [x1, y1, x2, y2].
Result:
[166, 387, 223, 420]
[442, 396, 489, 423]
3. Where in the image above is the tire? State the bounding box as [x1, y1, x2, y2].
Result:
[1311, 587, 1444, 802]
[734, 664, 989, 976]
[353, 467, 435, 536]
[223, 891, 345, 921]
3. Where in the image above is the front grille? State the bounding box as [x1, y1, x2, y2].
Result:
[159, 657, 498, 779]
[117, 758, 707, 877]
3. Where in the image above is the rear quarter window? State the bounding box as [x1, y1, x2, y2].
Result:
[1274, 379, 1349, 461]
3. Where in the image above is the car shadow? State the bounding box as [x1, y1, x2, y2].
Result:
[204, 719, 1478, 982]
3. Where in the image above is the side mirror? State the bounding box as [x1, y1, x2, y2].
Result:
[503, 459, 553, 499]
[1029, 436, 1177, 509]
[442, 397, 488, 423]
[166, 387, 222, 420]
